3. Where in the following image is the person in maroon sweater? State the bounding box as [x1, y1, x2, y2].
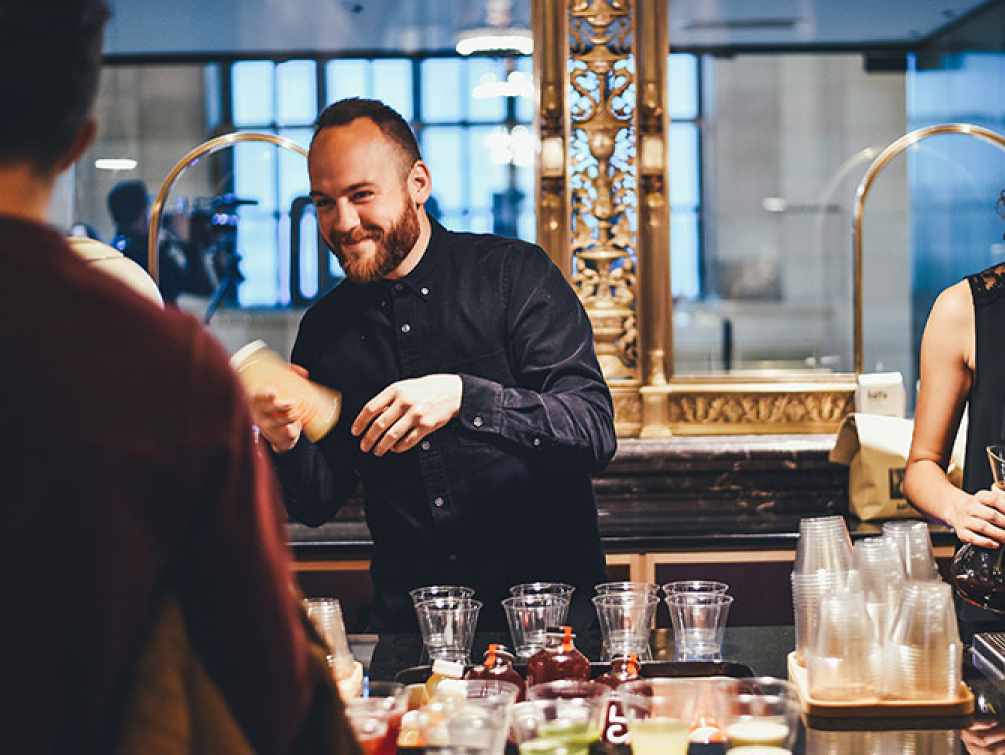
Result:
[0, 3, 335, 752]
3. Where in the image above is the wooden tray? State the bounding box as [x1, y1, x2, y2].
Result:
[394, 659, 754, 685]
[787, 651, 975, 719]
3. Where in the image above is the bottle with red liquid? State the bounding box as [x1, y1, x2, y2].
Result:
[465, 642, 526, 701]
[595, 654, 640, 746]
[525, 626, 590, 688]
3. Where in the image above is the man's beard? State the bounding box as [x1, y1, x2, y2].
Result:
[330, 201, 420, 284]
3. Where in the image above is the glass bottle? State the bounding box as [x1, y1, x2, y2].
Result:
[465, 642, 526, 701]
[595, 654, 640, 746]
[424, 658, 465, 699]
[952, 445, 1005, 613]
[526, 626, 590, 688]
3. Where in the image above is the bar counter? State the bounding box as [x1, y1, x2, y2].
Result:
[352, 626, 1005, 754]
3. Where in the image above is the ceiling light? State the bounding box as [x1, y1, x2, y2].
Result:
[95, 158, 138, 171]
[472, 70, 535, 99]
[456, 28, 533, 56]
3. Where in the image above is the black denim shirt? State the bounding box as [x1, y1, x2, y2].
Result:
[272, 220, 616, 631]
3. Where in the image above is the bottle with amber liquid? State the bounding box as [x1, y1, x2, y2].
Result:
[465, 643, 525, 701]
[952, 446, 1005, 614]
[526, 626, 590, 688]
[595, 654, 639, 746]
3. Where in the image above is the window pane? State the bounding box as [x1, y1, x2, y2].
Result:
[232, 61, 275, 126]
[515, 55, 534, 123]
[467, 58, 507, 122]
[237, 213, 279, 306]
[671, 210, 700, 299]
[468, 211, 494, 233]
[277, 60, 317, 125]
[421, 59, 463, 122]
[373, 59, 413, 121]
[518, 211, 536, 243]
[423, 126, 464, 209]
[299, 210, 319, 299]
[669, 53, 698, 120]
[326, 59, 369, 103]
[278, 128, 312, 214]
[234, 139, 277, 212]
[469, 126, 509, 210]
[669, 123, 699, 209]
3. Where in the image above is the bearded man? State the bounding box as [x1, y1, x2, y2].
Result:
[251, 98, 616, 632]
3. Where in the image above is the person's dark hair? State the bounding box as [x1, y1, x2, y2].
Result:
[0, 1, 110, 173]
[107, 180, 149, 228]
[313, 98, 421, 176]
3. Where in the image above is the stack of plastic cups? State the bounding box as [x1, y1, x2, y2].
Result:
[594, 581, 660, 598]
[791, 516, 854, 664]
[884, 581, 963, 701]
[593, 592, 659, 660]
[882, 521, 941, 581]
[852, 536, 906, 640]
[807, 587, 881, 701]
[503, 594, 571, 660]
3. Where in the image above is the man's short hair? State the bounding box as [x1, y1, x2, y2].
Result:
[313, 98, 421, 176]
[108, 180, 149, 228]
[0, 1, 110, 173]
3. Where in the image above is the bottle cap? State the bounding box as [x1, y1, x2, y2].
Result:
[431, 658, 465, 678]
[434, 678, 467, 700]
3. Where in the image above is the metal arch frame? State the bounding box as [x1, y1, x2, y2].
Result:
[147, 131, 309, 282]
[852, 123, 1005, 374]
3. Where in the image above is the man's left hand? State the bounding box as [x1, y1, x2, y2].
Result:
[352, 374, 463, 456]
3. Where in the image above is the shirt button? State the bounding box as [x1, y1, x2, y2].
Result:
[400, 323, 411, 334]
[421, 287, 430, 296]
[433, 496, 444, 507]
[533, 437, 541, 447]
[394, 283, 404, 293]
[473, 416, 484, 428]
[420, 440, 431, 451]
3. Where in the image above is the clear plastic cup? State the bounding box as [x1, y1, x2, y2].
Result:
[791, 569, 855, 662]
[666, 593, 734, 661]
[409, 585, 476, 607]
[510, 582, 576, 600]
[620, 678, 702, 755]
[503, 594, 571, 659]
[718, 678, 799, 752]
[882, 521, 940, 581]
[349, 681, 407, 755]
[885, 581, 962, 700]
[446, 680, 519, 755]
[593, 593, 659, 660]
[806, 589, 881, 701]
[517, 681, 612, 755]
[663, 580, 729, 595]
[595, 581, 660, 596]
[415, 597, 482, 662]
[853, 537, 907, 639]
[794, 516, 853, 575]
[303, 597, 355, 678]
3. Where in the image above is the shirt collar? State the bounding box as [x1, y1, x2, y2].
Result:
[382, 216, 446, 301]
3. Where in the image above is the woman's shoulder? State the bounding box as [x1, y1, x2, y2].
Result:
[966, 262, 1005, 308]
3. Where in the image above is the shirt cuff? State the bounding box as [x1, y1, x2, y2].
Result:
[458, 373, 503, 436]
[267, 432, 310, 470]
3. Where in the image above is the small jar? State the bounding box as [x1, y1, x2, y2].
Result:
[465, 643, 526, 701]
[526, 626, 590, 688]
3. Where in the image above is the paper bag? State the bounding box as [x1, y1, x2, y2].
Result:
[829, 413, 964, 521]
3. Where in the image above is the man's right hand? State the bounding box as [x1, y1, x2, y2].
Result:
[250, 365, 310, 454]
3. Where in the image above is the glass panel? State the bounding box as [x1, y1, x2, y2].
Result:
[234, 139, 277, 212]
[373, 59, 414, 121]
[326, 58, 369, 103]
[518, 211, 536, 244]
[422, 126, 464, 210]
[468, 211, 494, 233]
[669, 123, 699, 209]
[237, 213, 279, 306]
[278, 128, 312, 214]
[421, 59, 463, 122]
[469, 126, 509, 210]
[299, 210, 319, 299]
[671, 211, 700, 300]
[668, 53, 699, 121]
[515, 55, 534, 123]
[232, 61, 275, 126]
[467, 57, 507, 122]
[277, 60, 317, 125]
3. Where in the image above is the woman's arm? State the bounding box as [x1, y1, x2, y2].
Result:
[905, 281, 1005, 547]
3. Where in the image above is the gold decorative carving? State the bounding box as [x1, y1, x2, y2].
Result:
[611, 385, 642, 437]
[568, 0, 638, 382]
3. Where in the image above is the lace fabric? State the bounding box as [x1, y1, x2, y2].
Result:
[968, 262, 1005, 307]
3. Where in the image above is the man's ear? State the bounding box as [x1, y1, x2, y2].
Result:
[55, 117, 97, 174]
[408, 160, 432, 206]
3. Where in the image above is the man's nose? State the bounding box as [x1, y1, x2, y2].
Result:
[332, 200, 359, 235]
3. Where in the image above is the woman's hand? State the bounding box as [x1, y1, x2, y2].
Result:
[947, 487, 1005, 548]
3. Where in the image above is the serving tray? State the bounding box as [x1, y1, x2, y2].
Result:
[394, 659, 754, 685]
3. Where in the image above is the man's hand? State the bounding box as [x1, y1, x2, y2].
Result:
[948, 487, 1005, 549]
[248, 365, 310, 454]
[352, 374, 462, 456]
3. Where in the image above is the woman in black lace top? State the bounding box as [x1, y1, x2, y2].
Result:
[905, 190, 1005, 551]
